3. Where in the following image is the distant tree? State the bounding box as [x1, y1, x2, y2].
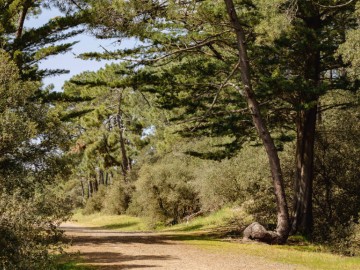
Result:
[62, 63, 156, 210]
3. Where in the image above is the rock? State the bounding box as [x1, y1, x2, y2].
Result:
[242, 222, 279, 244]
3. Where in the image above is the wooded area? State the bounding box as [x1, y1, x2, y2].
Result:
[0, 0, 359, 269]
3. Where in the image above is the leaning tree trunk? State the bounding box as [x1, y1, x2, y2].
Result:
[291, 11, 321, 238]
[224, 0, 290, 244]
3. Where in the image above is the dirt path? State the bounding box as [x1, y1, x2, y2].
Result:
[62, 222, 304, 270]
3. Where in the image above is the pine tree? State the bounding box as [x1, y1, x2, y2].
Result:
[62, 63, 156, 210]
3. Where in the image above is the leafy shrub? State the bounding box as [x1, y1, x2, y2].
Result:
[311, 91, 360, 253]
[102, 181, 132, 215]
[128, 155, 200, 227]
[195, 144, 277, 225]
[316, 218, 360, 256]
[82, 186, 107, 215]
[0, 191, 71, 270]
[346, 221, 360, 256]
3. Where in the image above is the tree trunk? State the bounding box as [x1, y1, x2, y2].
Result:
[99, 169, 105, 185]
[292, 106, 317, 236]
[105, 172, 109, 186]
[80, 179, 85, 199]
[16, 2, 30, 39]
[224, 0, 290, 243]
[93, 175, 98, 192]
[291, 11, 321, 238]
[116, 91, 131, 178]
[88, 180, 93, 198]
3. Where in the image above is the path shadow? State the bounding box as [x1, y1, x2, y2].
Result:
[62, 251, 175, 269]
[69, 234, 173, 246]
[100, 222, 139, 230]
[61, 226, 102, 232]
[95, 264, 158, 269]
[81, 252, 175, 264]
[64, 228, 225, 247]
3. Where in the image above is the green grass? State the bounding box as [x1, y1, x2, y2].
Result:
[56, 262, 94, 270]
[181, 239, 360, 270]
[160, 207, 243, 232]
[54, 254, 95, 270]
[71, 211, 149, 231]
[71, 207, 241, 233]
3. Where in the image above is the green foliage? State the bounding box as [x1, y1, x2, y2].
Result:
[311, 91, 360, 254]
[1, 0, 87, 81]
[164, 207, 254, 233]
[0, 44, 73, 268]
[337, 2, 360, 80]
[61, 62, 162, 216]
[102, 181, 130, 215]
[0, 191, 72, 270]
[195, 144, 272, 211]
[128, 154, 200, 227]
[82, 186, 107, 215]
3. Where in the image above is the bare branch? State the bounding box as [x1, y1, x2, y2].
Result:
[190, 60, 241, 131]
[314, 0, 355, 9]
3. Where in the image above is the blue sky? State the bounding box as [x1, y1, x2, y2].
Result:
[27, 8, 135, 91]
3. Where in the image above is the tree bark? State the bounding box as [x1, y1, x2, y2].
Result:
[16, 1, 31, 39]
[80, 179, 85, 199]
[291, 11, 321, 238]
[99, 169, 105, 185]
[105, 172, 109, 186]
[93, 175, 98, 192]
[224, 0, 290, 243]
[292, 106, 317, 236]
[116, 91, 131, 178]
[88, 179, 93, 198]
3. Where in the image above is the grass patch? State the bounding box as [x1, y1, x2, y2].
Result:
[72, 211, 149, 231]
[71, 207, 242, 233]
[161, 207, 246, 233]
[55, 254, 95, 270]
[180, 239, 360, 270]
[56, 262, 94, 270]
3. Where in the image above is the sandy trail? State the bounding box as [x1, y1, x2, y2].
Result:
[62, 222, 303, 270]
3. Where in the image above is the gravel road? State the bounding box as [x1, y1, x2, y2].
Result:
[62, 222, 305, 270]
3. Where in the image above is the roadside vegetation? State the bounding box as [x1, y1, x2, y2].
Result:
[0, 0, 359, 269]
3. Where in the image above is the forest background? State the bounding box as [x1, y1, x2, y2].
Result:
[0, 0, 359, 269]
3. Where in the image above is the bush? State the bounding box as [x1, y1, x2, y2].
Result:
[82, 186, 107, 215]
[346, 221, 360, 256]
[195, 144, 277, 225]
[0, 191, 71, 270]
[311, 91, 360, 252]
[102, 181, 133, 215]
[317, 218, 360, 256]
[128, 155, 200, 227]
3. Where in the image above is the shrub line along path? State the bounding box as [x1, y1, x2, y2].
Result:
[61, 222, 306, 270]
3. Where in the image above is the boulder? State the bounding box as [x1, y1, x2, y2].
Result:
[243, 222, 279, 244]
